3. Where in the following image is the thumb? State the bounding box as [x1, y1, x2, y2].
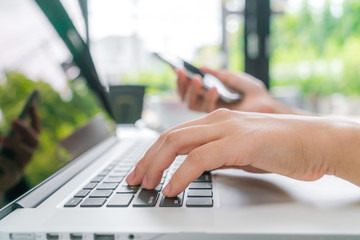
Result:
[200, 67, 262, 93]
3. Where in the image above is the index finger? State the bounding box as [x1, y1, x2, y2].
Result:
[140, 123, 226, 190]
[126, 117, 210, 186]
[200, 67, 231, 82]
[176, 69, 191, 101]
[163, 139, 228, 197]
[126, 109, 234, 186]
[29, 104, 41, 133]
[201, 67, 254, 93]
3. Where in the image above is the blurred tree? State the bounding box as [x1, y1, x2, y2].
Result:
[271, 0, 360, 97]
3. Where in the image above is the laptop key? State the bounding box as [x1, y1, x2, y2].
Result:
[194, 172, 212, 182]
[107, 194, 134, 207]
[189, 182, 212, 189]
[64, 198, 82, 207]
[91, 176, 104, 183]
[116, 185, 139, 193]
[93, 234, 115, 240]
[159, 192, 184, 207]
[104, 166, 113, 171]
[187, 189, 213, 198]
[103, 176, 124, 183]
[46, 233, 59, 240]
[89, 190, 113, 198]
[133, 189, 159, 207]
[117, 163, 133, 168]
[97, 182, 119, 190]
[80, 198, 106, 207]
[69, 233, 83, 240]
[121, 181, 140, 187]
[83, 182, 97, 190]
[112, 169, 129, 175]
[98, 170, 111, 176]
[74, 189, 90, 198]
[186, 198, 213, 207]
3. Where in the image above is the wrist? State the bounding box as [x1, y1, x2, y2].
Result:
[325, 119, 360, 186]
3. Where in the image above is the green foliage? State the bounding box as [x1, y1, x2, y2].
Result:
[227, 25, 245, 72]
[271, 0, 360, 97]
[0, 73, 106, 186]
[121, 65, 177, 94]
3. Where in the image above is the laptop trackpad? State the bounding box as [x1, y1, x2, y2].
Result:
[213, 170, 295, 208]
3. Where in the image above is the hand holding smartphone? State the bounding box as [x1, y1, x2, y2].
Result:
[0, 90, 39, 159]
[153, 52, 243, 103]
[7, 90, 40, 138]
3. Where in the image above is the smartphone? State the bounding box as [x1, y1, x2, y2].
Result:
[7, 89, 39, 138]
[153, 52, 243, 103]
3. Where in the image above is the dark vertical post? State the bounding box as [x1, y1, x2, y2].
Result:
[244, 0, 270, 88]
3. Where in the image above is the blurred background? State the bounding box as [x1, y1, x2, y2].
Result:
[1, 0, 360, 187]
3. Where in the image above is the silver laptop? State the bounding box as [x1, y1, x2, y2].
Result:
[1, 123, 360, 240]
[1, 0, 360, 239]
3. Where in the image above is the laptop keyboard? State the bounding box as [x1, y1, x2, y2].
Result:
[64, 140, 214, 208]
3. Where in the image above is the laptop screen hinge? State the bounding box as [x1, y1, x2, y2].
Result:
[0, 202, 24, 220]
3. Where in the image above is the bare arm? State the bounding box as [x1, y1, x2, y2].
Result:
[127, 109, 360, 197]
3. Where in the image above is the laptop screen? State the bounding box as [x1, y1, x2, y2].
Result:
[0, 0, 113, 205]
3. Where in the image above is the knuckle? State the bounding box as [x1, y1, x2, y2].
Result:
[187, 149, 206, 172]
[164, 131, 179, 146]
[210, 108, 231, 118]
[252, 78, 266, 91]
[158, 131, 171, 143]
[255, 78, 265, 87]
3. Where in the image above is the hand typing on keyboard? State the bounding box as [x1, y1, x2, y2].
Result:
[126, 108, 360, 198]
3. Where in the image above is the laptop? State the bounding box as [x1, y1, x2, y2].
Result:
[1, 0, 360, 239]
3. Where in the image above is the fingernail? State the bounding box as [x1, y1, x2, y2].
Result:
[142, 175, 149, 188]
[162, 183, 171, 196]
